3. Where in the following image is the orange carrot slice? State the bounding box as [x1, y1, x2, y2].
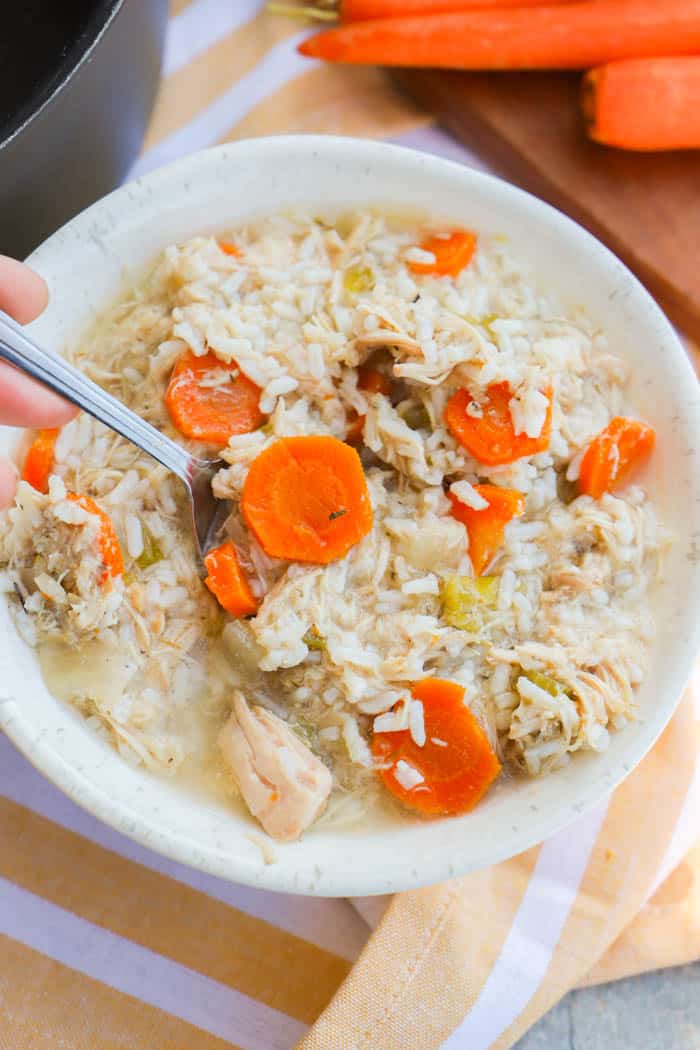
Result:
[346, 365, 393, 443]
[372, 677, 501, 816]
[67, 494, 124, 582]
[165, 350, 263, 446]
[218, 241, 241, 257]
[408, 231, 477, 277]
[204, 541, 257, 617]
[448, 483, 525, 575]
[242, 435, 373, 564]
[445, 382, 552, 466]
[578, 416, 655, 499]
[22, 428, 59, 493]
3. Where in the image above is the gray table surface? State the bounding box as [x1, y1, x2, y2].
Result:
[515, 961, 700, 1049]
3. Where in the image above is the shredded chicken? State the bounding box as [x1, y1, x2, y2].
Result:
[355, 331, 422, 356]
[218, 690, 332, 841]
[363, 394, 443, 485]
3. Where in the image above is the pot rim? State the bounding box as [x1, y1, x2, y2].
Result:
[0, 0, 125, 153]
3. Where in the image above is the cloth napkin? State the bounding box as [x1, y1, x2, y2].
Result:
[2, 3, 700, 1048]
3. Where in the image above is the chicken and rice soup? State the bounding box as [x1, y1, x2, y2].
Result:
[0, 213, 663, 842]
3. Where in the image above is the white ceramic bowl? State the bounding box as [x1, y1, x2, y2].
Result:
[2, 137, 700, 896]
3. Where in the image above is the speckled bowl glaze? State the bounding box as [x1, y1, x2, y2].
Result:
[2, 137, 699, 896]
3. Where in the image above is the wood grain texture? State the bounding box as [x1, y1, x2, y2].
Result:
[391, 69, 700, 339]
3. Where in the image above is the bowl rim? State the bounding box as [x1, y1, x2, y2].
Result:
[3, 134, 700, 896]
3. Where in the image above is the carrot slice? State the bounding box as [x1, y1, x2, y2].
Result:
[445, 382, 552, 466]
[218, 241, 241, 257]
[408, 231, 477, 277]
[448, 484, 525, 575]
[345, 365, 392, 444]
[242, 435, 373, 564]
[578, 416, 655, 499]
[165, 350, 263, 446]
[67, 494, 124, 582]
[372, 677, 501, 816]
[22, 428, 59, 493]
[204, 541, 257, 617]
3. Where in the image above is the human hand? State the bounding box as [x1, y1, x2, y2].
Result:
[0, 256, 78, 506]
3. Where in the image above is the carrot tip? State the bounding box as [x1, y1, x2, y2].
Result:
[298, 31, 343, 60]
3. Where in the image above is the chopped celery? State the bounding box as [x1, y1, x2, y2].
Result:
[523, 668, 570, 698]
[471, 313, 499, 338]
[343, 265, 375, 294]
[136, 529, 164, 570]
[122, 570, 137, 586]
[206, 610, 227, 638]
[400, 401, 431, 431]
[222, 620, 265, 674]
[441, 575, 499, 631]
[480, 313, 499, 328]
[463, 313, 499, 333]
[303, 625, 326, 651]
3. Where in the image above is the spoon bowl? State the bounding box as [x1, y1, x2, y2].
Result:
[0, 309, 226, 562]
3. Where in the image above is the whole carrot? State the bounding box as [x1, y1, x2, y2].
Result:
[299, 1, 700, 70]
[582, 57, 700, 152]
[341, 0, 576, 19]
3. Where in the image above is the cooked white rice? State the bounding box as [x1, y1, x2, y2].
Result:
[0, 210, 666, 829]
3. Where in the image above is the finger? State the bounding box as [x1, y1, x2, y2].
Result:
[0, 257, 78, 425]
[0, 458, 19, 508]
[0, 361, 78, 427]
[0, 256, 49, 324]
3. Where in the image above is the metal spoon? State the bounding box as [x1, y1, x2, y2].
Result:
[0, 310, 227, 561]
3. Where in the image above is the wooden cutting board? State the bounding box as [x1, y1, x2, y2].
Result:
[391, 69, 700, 341]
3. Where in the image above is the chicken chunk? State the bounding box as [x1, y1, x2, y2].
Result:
[218, 691, 332, 842]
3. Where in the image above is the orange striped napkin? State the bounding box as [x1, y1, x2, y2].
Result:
[2, 3, 700, 1048]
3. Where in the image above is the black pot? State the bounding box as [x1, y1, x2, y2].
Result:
[0, 0, 169, 260]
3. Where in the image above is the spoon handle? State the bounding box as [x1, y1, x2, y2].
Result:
[0, 311, 195, 482]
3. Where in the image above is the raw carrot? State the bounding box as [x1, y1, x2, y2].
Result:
[444, 382, 552, 466]
[582, 57, 700, 152]
[204, 541, 258, 617]
[299, 2, 700, 71]
[67, 494, 124, 582]
[242, 435, 373, 564]
[372, 677, 501, 816]
[22, 428, 59, 493]
[409, 230, 477, 278]
[218, 241, 242, 256]
[345, 364, 392, 443]
[578, 417, 655, 499]
[165, 350, 263, 445]
[448, 484, 524, 575]
[342, 0, 576, 19]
